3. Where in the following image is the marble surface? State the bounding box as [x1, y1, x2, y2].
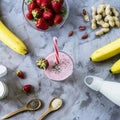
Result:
[1, 0, 120, 120]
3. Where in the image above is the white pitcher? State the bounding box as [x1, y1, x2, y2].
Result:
[84, 75, 120, 106]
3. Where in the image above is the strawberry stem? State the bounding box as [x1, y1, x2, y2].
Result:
[61, 8, 66, 16]
[32, 11, 38, 20]
[28, 0, 34, 3]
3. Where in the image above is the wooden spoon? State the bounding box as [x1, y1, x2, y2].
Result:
[1, 98, 42, 120]
[38, 97, 63, 120]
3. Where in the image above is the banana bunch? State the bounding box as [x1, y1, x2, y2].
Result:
[0, 21, 28, 55]
[90, 38, 120, 74]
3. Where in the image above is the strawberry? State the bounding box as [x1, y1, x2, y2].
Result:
[40, 0, 50, 9]
[23, 84, 32, 93]
[54, 14, 63, 24]
[43, 9, 53, 20]
[51, 0, 63, 13]
[47, 19, 54, 26]
[35, 18, 49, 30]
[36, 58, 49, 69]
[16, 70, 25, 79]
[28, 2, 37, 12]
[36, 0, 42, 6]
[32, 8, 42, 20]
[26, 12, 34, 20]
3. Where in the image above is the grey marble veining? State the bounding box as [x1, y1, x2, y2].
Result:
[0, 0, 120, 120]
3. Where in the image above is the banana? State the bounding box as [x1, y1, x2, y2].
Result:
[0, 21, 28, 55]
[90, 38, 120, 62]
[110, 59, 120, 74]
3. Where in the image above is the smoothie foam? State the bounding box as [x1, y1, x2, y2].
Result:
[44, 52, 73, 81]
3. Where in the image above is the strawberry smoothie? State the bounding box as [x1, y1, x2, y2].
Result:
[44, 52, 73, 81]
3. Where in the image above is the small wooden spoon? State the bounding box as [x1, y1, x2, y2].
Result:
[38, 97, 63, 120]
[1, 98, 42, 120]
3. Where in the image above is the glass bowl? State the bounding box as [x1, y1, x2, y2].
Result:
[22, 0, 69, 31]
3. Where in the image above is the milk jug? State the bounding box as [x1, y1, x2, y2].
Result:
[84, 76, 120, 106]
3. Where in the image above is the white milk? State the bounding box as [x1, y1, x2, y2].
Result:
[84, 76, 120, 106]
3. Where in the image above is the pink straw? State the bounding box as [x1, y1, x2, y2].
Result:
[53, 37, 60, 64]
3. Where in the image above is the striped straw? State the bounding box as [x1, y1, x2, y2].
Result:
[53, 37, 60, 64]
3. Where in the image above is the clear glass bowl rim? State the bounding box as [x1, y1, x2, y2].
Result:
[22, 0, 69, 32]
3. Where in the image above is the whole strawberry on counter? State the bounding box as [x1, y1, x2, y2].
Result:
[23, 84, 33, 93]
[16, 70, 25, 79]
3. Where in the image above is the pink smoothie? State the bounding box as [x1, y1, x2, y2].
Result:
[44, 52, 73, 81]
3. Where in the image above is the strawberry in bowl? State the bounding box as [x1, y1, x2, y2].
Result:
[22, 0, 69, 31]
